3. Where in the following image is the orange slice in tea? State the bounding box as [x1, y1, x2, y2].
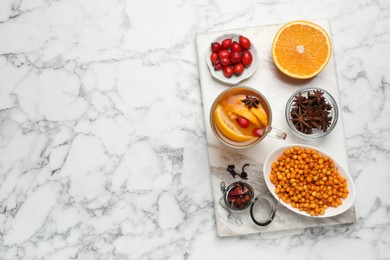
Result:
[214, 105, 255, 142]
[224, 103, 261, 127]
[272, 20, 332, 79]
[250, 105, 268, 127]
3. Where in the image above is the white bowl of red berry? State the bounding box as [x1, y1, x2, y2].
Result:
[206, 34, 258, 85]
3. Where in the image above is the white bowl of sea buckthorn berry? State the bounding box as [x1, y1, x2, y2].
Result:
[263, 144, 355, 218]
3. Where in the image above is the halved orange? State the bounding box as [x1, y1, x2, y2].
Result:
[272, 20, 332, 79]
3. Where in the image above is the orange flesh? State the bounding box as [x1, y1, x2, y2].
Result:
[273, 21, 331, 79]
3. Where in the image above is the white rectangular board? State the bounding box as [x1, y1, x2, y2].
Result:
[195, 19, 357, 237]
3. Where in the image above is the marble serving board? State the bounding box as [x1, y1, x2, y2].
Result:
[195, 19, 357, 237]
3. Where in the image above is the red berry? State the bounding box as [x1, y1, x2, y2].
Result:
[239, 36, 251, 49]
[211, 42, 221, 53]
[221, 38, 232, 50]
[210, 52, 218, 64]
[241, 50, 253, 68]
[233, 63, 244, 76]
[237, 117, 249, 128]
[223, 66, 234, 78]
[252, 128, 264, 137]
[214, 60, 223, 71]
[230, 51, 241, 64]
[220, 57, 230, 66]
[218, 50, 231, 59]
[231, 41, 242, 52]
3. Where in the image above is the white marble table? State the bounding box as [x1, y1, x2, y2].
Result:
[0, 0, 389, 259]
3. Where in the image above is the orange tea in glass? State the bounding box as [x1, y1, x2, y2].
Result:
[210, 86, 286, 148]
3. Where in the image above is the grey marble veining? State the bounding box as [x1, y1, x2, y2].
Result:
[0, 0, 389, 259]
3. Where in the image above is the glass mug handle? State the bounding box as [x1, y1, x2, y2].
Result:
[267, 127, 287, 140]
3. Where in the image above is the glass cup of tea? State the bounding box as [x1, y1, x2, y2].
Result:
[210, 86, 286, 149]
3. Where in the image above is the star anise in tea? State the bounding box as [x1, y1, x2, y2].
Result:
[290, 90, 332, 134]
[241, 95, 260, 109]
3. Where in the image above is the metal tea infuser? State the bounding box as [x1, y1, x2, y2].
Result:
[220, 181, 276, 226]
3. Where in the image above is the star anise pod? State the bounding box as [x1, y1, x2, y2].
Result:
[316, 109, 330, 118]
[291, 107, 312, 133]
[305, 108, 322, 128]
[293, 93, 312, 109]
[309, 120, 321, 129]
[241, 95, 260, 109]
[309, 90, 325, 105]
[319, 102, 332, 111]
[290, 90, 333, 134]
[320, 114, 332, 132]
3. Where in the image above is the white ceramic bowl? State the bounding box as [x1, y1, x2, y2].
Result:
[206, 34, 258, 85]
[263, 144, 356, 218]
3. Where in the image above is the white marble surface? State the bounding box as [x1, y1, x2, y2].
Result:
[0, 0, 389, 259]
